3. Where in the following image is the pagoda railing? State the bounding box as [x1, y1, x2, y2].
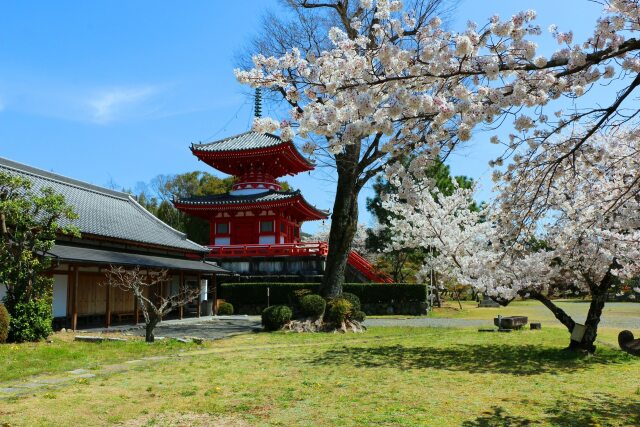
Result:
[206, 242, 329, 257]
[206, 242, 393, 283]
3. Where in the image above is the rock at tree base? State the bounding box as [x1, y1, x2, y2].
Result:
[494, 316, 528, 330]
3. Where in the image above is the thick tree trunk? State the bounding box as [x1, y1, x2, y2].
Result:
[569, 273, 611, 353]
[320, 158, 360, 298]
[145, 316, 160, 343]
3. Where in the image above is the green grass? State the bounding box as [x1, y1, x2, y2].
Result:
[0, 332, 205, 382]
[2, 326, 639, 426]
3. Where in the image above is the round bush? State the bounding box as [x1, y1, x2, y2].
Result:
[327, 298, 353, 325]
[299, 294, 326, 318]
[341, 292, 361, 312]
[0, 303, 10, 343]
[352, 310, 366, 322]
[8, 299, 52, 342]
[262, 305, 292, 331]
[217, 302, 234, 316]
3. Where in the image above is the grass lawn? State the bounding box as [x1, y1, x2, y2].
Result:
[1, 326, 639, 426]
[0, 332, 205, 383]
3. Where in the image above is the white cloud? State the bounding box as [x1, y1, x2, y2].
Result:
[88, 86, 159, 124]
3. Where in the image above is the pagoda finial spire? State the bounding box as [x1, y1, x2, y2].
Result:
[254, 88, 262, 118]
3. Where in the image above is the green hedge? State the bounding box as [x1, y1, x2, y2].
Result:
[221, 282, 426, 307]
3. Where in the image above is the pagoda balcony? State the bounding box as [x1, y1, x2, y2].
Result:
[205, 242, 393, 283]
[206, 241, 329, 258]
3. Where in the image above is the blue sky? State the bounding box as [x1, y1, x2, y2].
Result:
[0, 0, 604, 234]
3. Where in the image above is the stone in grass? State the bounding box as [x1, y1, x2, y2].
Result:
[74, 336, 104, 343]
[106, 337, 128, 342]
[530, 322, 542, 330]
[494, 316, 528, 330]
[174, 337, 192, 344]
[184, 336, 204, 344]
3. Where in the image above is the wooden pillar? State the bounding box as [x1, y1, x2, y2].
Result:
[71, 266, 79, 331]
[211, 274, 218, 315]
[105, 282, 111, 328]
[275, 211, 281, 244]
[197, 273, 202, 318]
[179, 271, 184, 320]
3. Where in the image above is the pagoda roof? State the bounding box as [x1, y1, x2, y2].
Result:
[192, 131, 286, 153]
[174, 190, 328, 221]
[191, 131, 314, 177]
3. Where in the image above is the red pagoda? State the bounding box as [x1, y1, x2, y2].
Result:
[174, 131, 328, 248]
[174, 104, 392, 283]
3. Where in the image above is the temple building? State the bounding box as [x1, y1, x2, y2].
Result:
[174, 127, 392, 283]
[0, 157, 230, 330]
[174, 131, 328, 247]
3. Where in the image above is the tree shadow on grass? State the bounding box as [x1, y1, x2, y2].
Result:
[545, 393, 640, 427]
[461, 395, 640, 427]
[311, 343, 632, 376]
[462, 407, 535, 426]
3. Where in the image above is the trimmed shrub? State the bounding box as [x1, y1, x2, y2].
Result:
[326, 298, 353, 325]
[217, 302, 234, 316]
[341, 292, 361, 312]
[221, 282, 426, 308]
[8, 299, 53, 342]
[352, 310, 366, 322]
[0, 303, 10, 343]
[299, 294, 326, 318]
[262, 305, 293, 331]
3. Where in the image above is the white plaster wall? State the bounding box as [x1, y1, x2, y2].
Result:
[53, 275, 68, 317]
[200, 279, 208, 302]
[259, 235, 276, 244]
[215, 237, 231, 245]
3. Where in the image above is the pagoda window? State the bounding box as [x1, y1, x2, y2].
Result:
[260, 220, 274, 233]
[280, 222, 285, 233]
[216, 222, 230, 235]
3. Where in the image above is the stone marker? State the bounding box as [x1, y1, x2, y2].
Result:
[494, 316, 528, 330]
[530, 322, 542, 330]
[74, 336, 104, 343]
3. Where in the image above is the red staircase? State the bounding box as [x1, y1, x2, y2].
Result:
[347, 250, 394, 283]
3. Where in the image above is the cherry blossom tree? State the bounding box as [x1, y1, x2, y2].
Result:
[385, 130, 640, 353]
[236, 0, 640, 297]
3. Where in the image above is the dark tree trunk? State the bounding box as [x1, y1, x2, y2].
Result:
[145, 316, 160, 343]
[320, 155, 360, 298]
[569, 273, 612, 353]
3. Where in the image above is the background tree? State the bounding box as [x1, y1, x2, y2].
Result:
[0, 172, 78, 342]
[103, 266, 201, 343]
[366, 158, 474, 285]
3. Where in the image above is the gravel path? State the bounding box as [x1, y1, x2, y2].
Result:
[364, 318, 490, 328]
[131, 317, 262, 340]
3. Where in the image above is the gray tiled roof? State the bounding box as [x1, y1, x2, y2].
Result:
[175, 190, 301, 206]
[0, 157, 209, 253]
[50, 244, 230, 273]
[192, 131, 284, 152]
